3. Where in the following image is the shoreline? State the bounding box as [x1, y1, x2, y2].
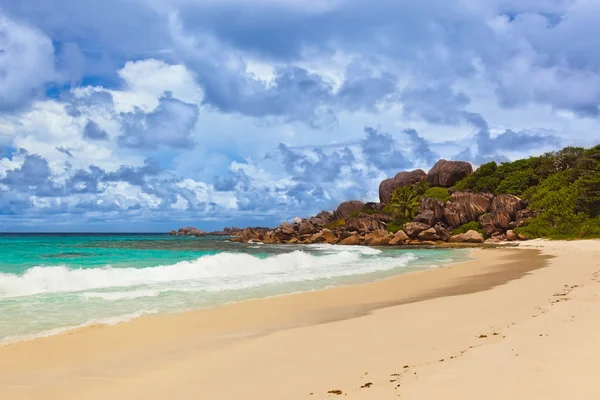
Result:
[0, 245, 471, 346]
[2, 240, 599, 399]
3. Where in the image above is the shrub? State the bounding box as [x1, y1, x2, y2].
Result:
[423, 187, 450, 202]
[451, 221, 484, 236]
[324, 219, 345, 230]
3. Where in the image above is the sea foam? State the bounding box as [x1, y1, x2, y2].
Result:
[0, 248, 416, 299]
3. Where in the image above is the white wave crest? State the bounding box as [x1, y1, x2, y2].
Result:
[0, 250, 416, 299]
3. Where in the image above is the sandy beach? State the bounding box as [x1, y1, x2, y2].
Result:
[1, 240, 599, 399]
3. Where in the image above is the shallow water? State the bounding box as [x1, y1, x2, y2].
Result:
[0, 234, 471, 343]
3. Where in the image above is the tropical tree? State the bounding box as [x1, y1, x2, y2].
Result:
[383, 186, 421, 222]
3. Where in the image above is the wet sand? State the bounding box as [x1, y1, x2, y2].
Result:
[1, 240, 598, 399]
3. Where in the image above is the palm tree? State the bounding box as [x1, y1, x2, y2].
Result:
[387, 187, 420, 221]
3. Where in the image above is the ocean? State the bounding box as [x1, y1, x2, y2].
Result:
[0, 234, 471, 343]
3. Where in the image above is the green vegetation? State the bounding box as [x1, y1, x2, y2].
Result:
[451, 221, 485, 236]
[453, 145, 600, 239]
[324, 219, 345, 230]
[349, 209, 378, 218]
[423, 186, 450, 202]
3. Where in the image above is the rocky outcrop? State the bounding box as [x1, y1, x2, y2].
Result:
[177, 227, 207, 236]
[168, 230, 177, 235]
[389, 230, 409, 245]
[364, 230, 393, 246]
[232, 227, 261, 243]
[419, 197, 445, 220]
[479, 194, 526, 235]
[418, 227, 439, 241]
[448, 230, 484, 243]
[273, 222, 296, 242]
[444, 192, 492, 228]
[298, 220, 317, 235]
[345, 214, 388, 233]
[434, 224, 450, 241]
[333, 200, 365, 220]
[427, 160, 473, 188]
[379, 169, 427, 204]
[309, 210, 334, 227]
[403, 222, 431, 238]
[338, 234, 360, 245]
[491, 194, 525, 219]
[308, 229, 338, 244]
[364, 202, 386, 212]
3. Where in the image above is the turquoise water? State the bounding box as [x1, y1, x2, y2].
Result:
[0, 234, 471, 343]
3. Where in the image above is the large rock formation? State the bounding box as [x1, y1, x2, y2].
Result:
[333, 200, 365, 220]
[479, 194, 526, 235]
[444, 192, 492, 228]
[379, 169, 427, 204]
[414, 196, 446, 226]
[427, 160, 473, 188]
[509, 209, 541, 229]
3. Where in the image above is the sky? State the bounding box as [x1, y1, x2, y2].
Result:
[1, 0, 599, 232]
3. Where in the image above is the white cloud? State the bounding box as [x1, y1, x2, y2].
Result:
[0, 13, 56, 112]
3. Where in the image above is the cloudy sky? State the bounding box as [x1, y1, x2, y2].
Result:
[0, 0, 599, 232]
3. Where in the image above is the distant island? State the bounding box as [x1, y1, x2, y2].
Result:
[173, 145, 600, 245]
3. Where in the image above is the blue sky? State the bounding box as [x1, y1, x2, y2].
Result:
[1, 0, 599, 232]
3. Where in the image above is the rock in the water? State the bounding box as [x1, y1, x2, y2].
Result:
[448, 230, 484, 243]
[177, 227, 207, 236]
[379, 169, 427, 204]
[427, 160, 473, 188]
[403, 222, 431, 238]
[333, 200, 365, 220]
[418, 227, 439, 241]
[308, 229, 338, 244]
[299, 220, 317, 235]
[234, 227, 261, 243]
[444, 192, 492, 228]
[168, 230, 177, 235]
[389, 230, 409, 245]
[273, 222, 296, 242]
[338, 235, 360, 245]
[364, 229, 391, 246]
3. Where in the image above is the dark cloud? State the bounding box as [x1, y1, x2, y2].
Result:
[82, 120, 109, 140]
[1, 154, 63, 196]
[403, 128, 439, 165]
[361, 127, 412, 173]
[56, 146, 74, 158]
[460, 112, 562, 164]
[118, 93, 199, 149]
[400, 86, 471, 124]
[268, 143, 356, 183]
